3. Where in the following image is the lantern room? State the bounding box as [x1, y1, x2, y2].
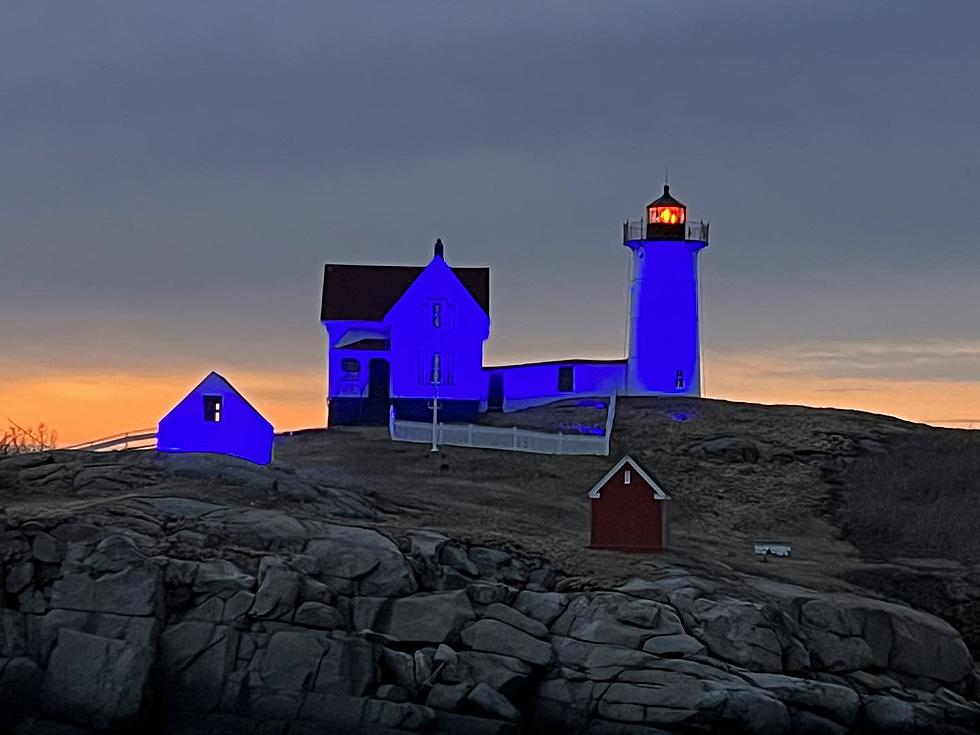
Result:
[645, 184, 686, 240]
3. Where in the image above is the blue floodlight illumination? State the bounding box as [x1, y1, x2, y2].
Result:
[156, 372, 274, 464]
[321, 188, 709, 425]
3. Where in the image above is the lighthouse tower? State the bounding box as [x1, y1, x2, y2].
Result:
[623, 185, 709, 396]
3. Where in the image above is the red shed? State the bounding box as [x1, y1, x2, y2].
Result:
[589, 455, 670, 552]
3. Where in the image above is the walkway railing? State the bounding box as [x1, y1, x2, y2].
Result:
[389, 394, 616, 456]
[62, 428, 157, 452]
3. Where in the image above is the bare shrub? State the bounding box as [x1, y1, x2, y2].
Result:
[0, 422, 58, 455]
[839, 429, 980, 562]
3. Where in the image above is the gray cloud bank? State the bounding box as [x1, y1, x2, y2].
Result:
[1, 1, 978, 382]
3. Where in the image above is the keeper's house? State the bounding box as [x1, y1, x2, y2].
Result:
[156, 372, 275, 465]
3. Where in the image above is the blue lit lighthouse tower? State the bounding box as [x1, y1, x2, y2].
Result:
[623, 185, 709, 396]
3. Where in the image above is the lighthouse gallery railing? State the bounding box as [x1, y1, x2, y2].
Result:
[623, 220, 709, 244]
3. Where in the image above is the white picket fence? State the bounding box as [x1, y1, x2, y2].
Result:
[389, 394, 616, 456]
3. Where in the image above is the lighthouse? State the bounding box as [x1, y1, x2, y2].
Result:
[623, 185, 709, 396]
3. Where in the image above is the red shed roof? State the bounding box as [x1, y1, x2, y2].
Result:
[588, 455, 670, 500]
[320, 263, 490, 322]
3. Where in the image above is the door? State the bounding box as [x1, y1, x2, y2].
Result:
[363, 358, 391, 425]
[488, 373, 504, 412]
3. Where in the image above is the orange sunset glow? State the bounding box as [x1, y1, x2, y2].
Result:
[4, 347, 977, 447]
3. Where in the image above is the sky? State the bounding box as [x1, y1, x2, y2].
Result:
[2, 1, 979, 444]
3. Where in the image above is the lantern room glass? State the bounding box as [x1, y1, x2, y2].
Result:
[648, 206, 686, 225]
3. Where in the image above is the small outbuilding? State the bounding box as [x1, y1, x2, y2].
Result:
[156, 372, 274, 465]
[588, 455, 670, 552]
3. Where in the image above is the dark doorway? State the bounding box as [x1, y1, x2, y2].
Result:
[363, 358, 391, 425]
[488, 373, 504, 412]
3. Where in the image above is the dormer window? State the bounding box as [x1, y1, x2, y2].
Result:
[204, 395, 222, 423]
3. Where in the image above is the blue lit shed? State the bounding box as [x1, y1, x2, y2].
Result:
[156, 372, 274, 464]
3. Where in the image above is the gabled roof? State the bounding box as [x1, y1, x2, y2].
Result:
[171, 371, 273, 428]
[588, 455, 670, 500]
[321, 263, 490, 322]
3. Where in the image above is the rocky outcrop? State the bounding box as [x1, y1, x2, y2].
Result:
[3, 450, 980, 733]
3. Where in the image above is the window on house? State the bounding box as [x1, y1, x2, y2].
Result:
[432, 302, 442, 328]
[420, 352, 453, 386]
[675, 370, 685, 389]
[558, 366, 574, 393]
[431, 353, 442, 384]
[341, 358, 361, 374]
[204, 395, 222, 423]
[624, 469, 632, 485]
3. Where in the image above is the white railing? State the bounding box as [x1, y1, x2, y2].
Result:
[62, 428, 157, 452]
[389, 394, 616, 456]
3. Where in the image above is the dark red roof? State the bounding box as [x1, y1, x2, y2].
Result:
[320, 263, 490, 321]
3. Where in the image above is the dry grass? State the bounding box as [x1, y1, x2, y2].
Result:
[838, 429, 980, 562]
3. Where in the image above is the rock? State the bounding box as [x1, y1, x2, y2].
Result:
[260, 631, 329, 690]
[467, 682, 522, 722]
[0, 656, 43, 721]
[383, 647, 421, 691]
[434, 643, 459, 667]
[384, 590, 475, 643]
[442, 650, 532, 695]
[642, 633, 706, 657]
[461, 619, 553, 667]
[615, 598, 685, 633]
[466, 582, 516, 605]
[298, 692, 367, 728]
[83, 534, 148, 573]
[427, 682, 472, 711]
[5, 561, 33, 594]
[313, 634, 377, 696]
[437, 711, 522, 735]
[51, 567, 161, 616]
[744, 672, 860, 725]
[159, 622, 238, 711]
[32, 531, 65, 563]
[250, 560, 300, 619]
[861, 695, 916, 732]
[0, 609, 27, 657]
[513, 590, 568, 626]
[36, 609, 159, 659]
[306, 525, 416, 597]
[295, 601, 345, 629]
[484, 603, 549, 638]
[185, 596, 225, 622]
[40, 629, 154, 729]
[223, 590, 255, 622]
[194, 560, 255, 597]
[377, 684, 410, 702]
[362, 699, 436, 730]
[72, 466, 132, 493]
[409, 530, 450, 560]
[440, 545, 480, 577]
[721, 689, 792, 734]
[551, 594, 670, 648]
[688, 597, 784, 672]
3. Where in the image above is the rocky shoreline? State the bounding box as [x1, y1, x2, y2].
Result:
[0, 451, 979, 733]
